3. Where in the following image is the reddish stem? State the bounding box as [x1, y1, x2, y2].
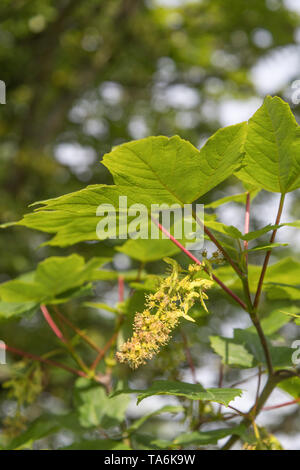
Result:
[244, 192, 251, 264]
[0, 342, 86, 378]
[118, 275, 124, 302]
[151, 216, 247, 310]
[40, 304, 67, 343]
[262, 398, 300, 411]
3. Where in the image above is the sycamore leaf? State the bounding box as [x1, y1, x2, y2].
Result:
[5, 131, 245, 246]
[0, 255, 110, 319]
[236, 96, 300, 194]
[173, 424, 246, 446]
[128, 405, 184, 434]
[111, 380, 242, 406]
[116, 239, 180, 263]
[211, 328, 294, 369]
[103, 132, 246, 204]
[205, 190, 259, 209]
[74, 378, 130, 429]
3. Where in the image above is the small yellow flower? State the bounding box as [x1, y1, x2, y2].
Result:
[116, 258, 214, 368]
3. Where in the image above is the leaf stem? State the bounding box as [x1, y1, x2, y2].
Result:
[244, 192, 251, 265]
[41, 305, 90, 375]
[193, 211, 244, 278]
[40, 304, 67, 343]
[253, 193, 285, 311]
[181, 329, 198, 384]
[262, 398, 300, 411]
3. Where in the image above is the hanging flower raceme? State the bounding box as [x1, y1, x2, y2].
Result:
[116, 258, 215, 368]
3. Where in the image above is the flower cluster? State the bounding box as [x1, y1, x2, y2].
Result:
[116, 258, 214, 368]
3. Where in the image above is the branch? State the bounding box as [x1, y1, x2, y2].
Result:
[262, 398, 300, 411]
[151, 216, 247, 310]
[192, 211, 244, 278]
[0, 342, 86, 378]
[253, 194, 285, 310]
[90, 276, 125, 371]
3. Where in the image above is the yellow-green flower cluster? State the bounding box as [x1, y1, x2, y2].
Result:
[116, 258, 214, 368]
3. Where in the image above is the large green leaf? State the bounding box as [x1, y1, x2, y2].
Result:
[103, 132, 246, 204]
[236, 96, 300, 193]
[6, 131, 245, 246]
[111, 380, 242, 406]
[74, 378, 130, 429]
[0, 255, 110, 319]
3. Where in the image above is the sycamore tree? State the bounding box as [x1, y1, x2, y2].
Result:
[0, 96, 299, 450]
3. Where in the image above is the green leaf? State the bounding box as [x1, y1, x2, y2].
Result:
[116, 239, 180, 263]
[103, 132, 246, 204]
[236, 96, 300, 193]
[279, 377, 300, 400]
[173, 424, 246, 446]
[111, 380, 242, 406]
[211, 326, 294, 370]
[0, 255, 109, 317]
[4, 415, 61, 450]
[128, 405, 184, 434]
[7, 130, 245, 246]
[245, 242, 288, 253]
[74, 378, 130, 429]
[210, 335, 255, 368]
[205, 190, 259, 209]
[61, 440, 130, 450]
[0, 300, 38, 322]
[247, 307, 293, 335]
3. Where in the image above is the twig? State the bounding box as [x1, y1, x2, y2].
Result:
[251, 313, 273, 375]
[181, 330, 197, 384]
[262, 398, 300, 411]
[53, 306, 103, 354]
[151, 216, 247, 310]
[0, 342, 87, 378]
[253, 194, 285, 311]
[90, 276, 125, 371]
[253, 366, 262, 414]
[193, 211, 244, 278]
[244, 192, 251, 265]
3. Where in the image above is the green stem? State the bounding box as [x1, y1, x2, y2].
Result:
[253, 193, 285, 311]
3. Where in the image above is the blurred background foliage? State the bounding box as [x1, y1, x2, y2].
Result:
[0, 0, 300, 449]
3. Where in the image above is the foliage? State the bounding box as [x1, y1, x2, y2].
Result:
[0, 94, 300, 450]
